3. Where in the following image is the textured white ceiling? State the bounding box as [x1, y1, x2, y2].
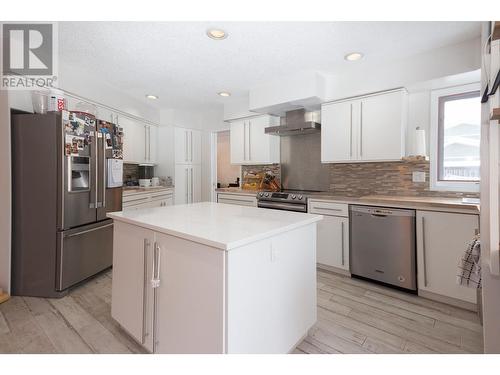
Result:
[58, 21, 481, 110]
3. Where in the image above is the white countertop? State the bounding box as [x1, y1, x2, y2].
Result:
[108, 202, 322, 250]
[123, 186, 174, 196]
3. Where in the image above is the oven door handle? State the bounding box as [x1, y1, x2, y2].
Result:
[258, 201, 307, 212]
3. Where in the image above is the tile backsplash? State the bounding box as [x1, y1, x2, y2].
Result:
[241, 157, 479, 198]
[241, 164, 281, 187]
[328, 156, 479, 198]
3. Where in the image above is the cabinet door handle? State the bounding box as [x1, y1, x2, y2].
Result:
[185, 168, 188, 203]
[349, 103, 353, 158]
[152, 242, 160, 353]
[148, 126, 151, 161]
[243, 122, 247, 161]
[190, 131, 193, 162]
[421, 216, 428, 287]
[144, 126, 147, 161]
[248, 121, 251, 161]
[190, 168, 194, 203]
[312, 206, 342, 213]
[142, 239, 149, 344]
[360, 102, 363, 158]
[341, 221, 345, 266]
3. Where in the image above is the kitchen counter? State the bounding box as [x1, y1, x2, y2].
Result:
[215, 188, 258, 196]
[108, 201, 322, 250]
[307, 193, 480, 214]
[110, 201, 320, 353]
[122, 186, 174, 195]
[216, 188, 479, 214]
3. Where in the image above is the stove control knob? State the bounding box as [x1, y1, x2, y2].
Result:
[291, 195, 296, 199]
[298, 195, 303, 200]
[259, 192, 264, 197]
[265, 192, 270, 197]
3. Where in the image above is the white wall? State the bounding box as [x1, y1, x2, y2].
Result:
[324, 38, 481, 102]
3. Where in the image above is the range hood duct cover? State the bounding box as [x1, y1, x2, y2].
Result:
[264, 108, 321, 136]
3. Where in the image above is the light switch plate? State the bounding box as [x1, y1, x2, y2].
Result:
[412, 171, 426, 183]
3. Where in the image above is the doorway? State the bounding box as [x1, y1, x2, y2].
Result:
[210, 130, 241, 201]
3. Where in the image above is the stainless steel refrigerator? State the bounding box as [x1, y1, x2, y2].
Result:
[11, 111, 123, 297]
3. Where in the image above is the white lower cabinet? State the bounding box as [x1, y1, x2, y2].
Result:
[217, 193, 257, 207]
[416, 210, 479, 305]
[154, 232, 225, 353]
[112, 220, 316, 353]
[309, 200, 349, 272]
[175, 164, 201, 204]
[122, 190, 174, 211]
[111, 222, 224, 353]
[111, 224, 155, 352]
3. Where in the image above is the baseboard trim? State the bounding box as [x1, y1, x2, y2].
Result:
[317, 263, 351, 277]
[418, 289, 477, 312]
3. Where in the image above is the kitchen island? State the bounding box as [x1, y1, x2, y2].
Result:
[107, 202, 322, 354]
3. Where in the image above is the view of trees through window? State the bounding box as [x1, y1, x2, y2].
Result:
[438, 91, 481, 182]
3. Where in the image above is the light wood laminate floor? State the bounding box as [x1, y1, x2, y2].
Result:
[0, 269, 483, 354]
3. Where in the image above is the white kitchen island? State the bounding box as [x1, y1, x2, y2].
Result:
[107, 202, 322, 354]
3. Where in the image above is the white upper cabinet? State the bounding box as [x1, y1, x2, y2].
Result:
[229, 119, 246, 164]
[321, 89, 407, 163]
[147, 125, 158, 164]
[321, 100, 356, 163]
[120, 117, 146, 164]
[175, 127, 202, 165]
[359, 90, 406, 161]
[119, 116, 158, 164]
[229, 115, 280, 165]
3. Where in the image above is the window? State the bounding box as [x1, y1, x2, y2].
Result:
[430, 83, 481, 192]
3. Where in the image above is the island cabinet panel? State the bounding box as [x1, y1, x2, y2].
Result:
[111, 222, 155, 352]
[226, 223, 317, 353]
[154, 232, 225, 354]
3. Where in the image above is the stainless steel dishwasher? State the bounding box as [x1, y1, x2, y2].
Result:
[350, 205, 417, 292]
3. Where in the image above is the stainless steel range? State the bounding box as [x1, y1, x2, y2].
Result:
[257, 191, 308, 212]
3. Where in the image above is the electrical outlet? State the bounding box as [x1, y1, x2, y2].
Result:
[412, 171, 426, 183]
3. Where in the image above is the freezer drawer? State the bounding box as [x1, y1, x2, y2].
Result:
[350, 205, 416, 291]
[56, 219, 114, 291]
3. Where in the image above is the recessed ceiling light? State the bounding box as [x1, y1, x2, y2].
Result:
[344, 52, 364, 61]
[217, 91, 231, 97]
[206, 28, 227, 40]
[146, 94, 158, 100]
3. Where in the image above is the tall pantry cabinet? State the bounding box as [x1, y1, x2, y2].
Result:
[174, 127, 202, 205]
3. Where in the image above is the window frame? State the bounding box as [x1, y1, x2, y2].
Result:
[430, 83, 481, 192]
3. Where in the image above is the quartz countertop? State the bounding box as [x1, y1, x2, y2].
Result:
[123, 186, 174, 195]
[217, 188, 479, 214]
[307, 193, 480, 214]
[215, 188, 258, 196]
[108, 202, 322, 250]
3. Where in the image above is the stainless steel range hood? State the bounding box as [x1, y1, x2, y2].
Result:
[264, 108, 320, 136]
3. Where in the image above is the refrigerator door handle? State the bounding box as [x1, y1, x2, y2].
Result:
[95, 132, 100, 208]
[101, 137, 106, 208]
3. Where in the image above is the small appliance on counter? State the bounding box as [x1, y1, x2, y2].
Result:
[139, 179, 152, 187]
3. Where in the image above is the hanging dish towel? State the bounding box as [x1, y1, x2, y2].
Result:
[457, 237, 481, 288]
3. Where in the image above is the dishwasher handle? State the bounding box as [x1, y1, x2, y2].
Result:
[350, 205, 416, 217]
